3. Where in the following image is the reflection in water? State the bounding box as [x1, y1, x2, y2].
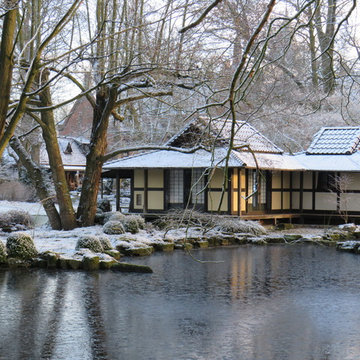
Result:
[0, 245, 360, 359]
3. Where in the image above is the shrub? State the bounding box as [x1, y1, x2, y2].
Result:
[218, 219, 266, 235]
[8, 211, 33, 228]
[6, 232, 38, 260]
[98, 235, 113, 250]
[153, 209, 266, 235]
[132, 215, 145, 230]
[0, 241, 7, 263]
[103, 220, 125, 235]
[123, 216, 140, 234]
[75, 236, 104, 253]
[109, 212, 126, 222]
[97, 199, 112, 213]
[0, 210, 33, 230]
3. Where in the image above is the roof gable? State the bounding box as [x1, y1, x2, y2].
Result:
[40, 137, 87, 167]
[166, 116, 283, 154]
[306, 127, 360, 155]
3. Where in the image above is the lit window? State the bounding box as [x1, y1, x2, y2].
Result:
[169, 169, 184, 203]
[191, 169, 205, 204]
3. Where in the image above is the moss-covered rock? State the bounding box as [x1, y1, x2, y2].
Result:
[122, 246, 154, 256]
[67, 258, 82, 270]
[7, 257, 31, 268]
[76, 235, 103, 252]
[41, 251, 60, 268]
[0, 241, 7, 263]
[264, 236, 286, 244]
[153, 242, 175, 252]
[283, 234, 303, 242]
[104, 249, 121, 260]
[99, 254, 117, 269]
[194, 240, 209, 248]
[98, 235, 113, 250]
[6, 232, 37, 260]
[103, 220, 125, 235]
[174, 242, 193, 250]
[82, 255, 100, 270]
[31, 258, 47, 268]
[249, 237, 267, 245]
[336, 241, 360, 253]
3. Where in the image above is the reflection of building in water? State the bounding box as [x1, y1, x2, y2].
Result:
[230, 247, 286, 301]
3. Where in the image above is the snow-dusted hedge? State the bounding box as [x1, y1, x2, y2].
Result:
[75, 235, 103, 253]
[105, 213, 145, 234]
[122, 216, 140, 234]
[217, 219, 266, 235]
[103, 220, 125, 235]
[98, 235, 113, 250]
[0, 241, 7, 263]
[108, 212, 126, 222]
[0, 210, 33, 230]
[6, 232, 38, 260]
[154, 209, 266, 235]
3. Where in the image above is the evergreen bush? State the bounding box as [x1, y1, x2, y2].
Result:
[75, 235, 103, 253]
[6, 232, 38, 260]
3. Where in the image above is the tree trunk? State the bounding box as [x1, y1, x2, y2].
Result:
[77, 85, 118, 226]
[38, 70, 77, 230]
[0, 1, 17, 137]
[314, 0, 336, 94]
[9, 137, 62, 230]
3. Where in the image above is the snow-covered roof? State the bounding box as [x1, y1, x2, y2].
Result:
[307, 127, 360, 155]
[295, 151, 360, 172]
[40, 137, 87, 168]
[211, 118, 283, 153]
[166, 116, 283, 154]
[104, 148, 244, 170]
[235, 152, 305, 171]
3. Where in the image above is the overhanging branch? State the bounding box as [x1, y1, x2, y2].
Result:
[102, 144, 208, 163]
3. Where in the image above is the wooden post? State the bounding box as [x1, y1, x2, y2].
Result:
[144, 169, 148, 213]
[116, 172, 120, 212]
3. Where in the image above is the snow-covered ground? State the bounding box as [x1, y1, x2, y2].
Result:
[0, 200, 47, 215]
[0, 200, 177, 257]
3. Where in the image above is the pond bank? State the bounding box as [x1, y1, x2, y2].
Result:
[1, 222, 360, 272]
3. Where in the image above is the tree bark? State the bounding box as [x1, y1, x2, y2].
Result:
[314, 0, 336, 94]
[0, 1, 17, 137]
[77, 85, 118, 227]
[38, 70, 77, 230]
[9, 137, 62, 230]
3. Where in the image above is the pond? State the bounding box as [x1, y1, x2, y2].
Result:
[1, 245, 360, 360]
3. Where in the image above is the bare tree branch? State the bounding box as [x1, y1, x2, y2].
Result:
[179, 0, 223, 34]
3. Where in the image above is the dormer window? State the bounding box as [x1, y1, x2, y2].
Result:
[64, 142, 73, 154]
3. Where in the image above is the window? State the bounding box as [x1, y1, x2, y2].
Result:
[136, 194, 142, 206]
[191, 169, 205, 204]
[317, 172, 335, 191]
[169, 169, 184, 203]
[248, 170, 258, 206]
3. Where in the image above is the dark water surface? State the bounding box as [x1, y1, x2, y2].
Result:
[1, 245, 360, 360]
